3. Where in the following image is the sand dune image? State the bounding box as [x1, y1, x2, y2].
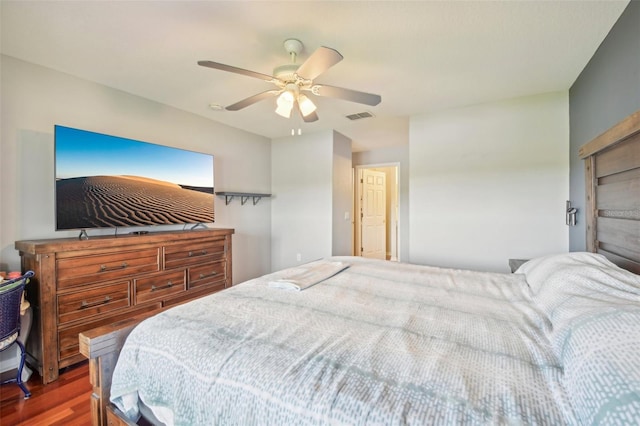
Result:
[56, 175, 214, 230]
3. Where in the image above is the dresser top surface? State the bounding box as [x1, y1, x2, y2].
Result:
[15, 228, 234, 254]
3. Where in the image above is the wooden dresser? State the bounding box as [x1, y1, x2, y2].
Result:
[15, 228, 234, 384]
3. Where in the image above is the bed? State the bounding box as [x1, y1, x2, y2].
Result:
[80, 109, 640, 426]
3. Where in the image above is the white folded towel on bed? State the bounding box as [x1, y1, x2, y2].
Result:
[268, 261, 350, 291]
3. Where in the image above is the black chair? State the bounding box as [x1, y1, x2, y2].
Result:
[0, 270, 35, 399]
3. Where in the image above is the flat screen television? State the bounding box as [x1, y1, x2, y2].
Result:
[54, 125, 214, 231]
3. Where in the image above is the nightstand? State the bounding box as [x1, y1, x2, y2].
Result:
[508, 259, 529, 273]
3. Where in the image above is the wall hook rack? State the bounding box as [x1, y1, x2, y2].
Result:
[216, 192, 271, 206]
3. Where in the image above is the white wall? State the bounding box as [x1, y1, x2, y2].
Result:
[271, 129, 352, 271]
[0, 56, 272, 283]
[271, 131, 333, 270]
[409, 92, 569, 272]
[332, 131, 353, 256]
[1, 56, 572, 278]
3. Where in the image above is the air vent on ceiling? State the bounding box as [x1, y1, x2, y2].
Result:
[346, 111, 374, 121]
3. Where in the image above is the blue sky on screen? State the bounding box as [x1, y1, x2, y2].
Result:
[55, 125, 214, 187]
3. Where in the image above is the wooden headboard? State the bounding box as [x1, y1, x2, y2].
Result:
[579, 110, 640, 274]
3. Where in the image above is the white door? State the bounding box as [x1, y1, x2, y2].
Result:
[361, 169, 386, 259]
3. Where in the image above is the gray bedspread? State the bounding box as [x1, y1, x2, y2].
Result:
[110, 256, 578, 425]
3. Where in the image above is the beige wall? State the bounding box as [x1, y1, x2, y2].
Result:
[1, 55, 574, 277]
[0, 55, 272, 283]
[409, 91, 570, 272]
[332, 131, 354, 257]
[271, 130, 352, 271]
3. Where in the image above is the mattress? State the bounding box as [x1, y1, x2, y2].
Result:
[109, 254, 640, 425]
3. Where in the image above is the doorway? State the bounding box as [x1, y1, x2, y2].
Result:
[354, 164, 400, 261]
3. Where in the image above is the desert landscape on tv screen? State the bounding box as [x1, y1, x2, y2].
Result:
[55, 126, 214, 230]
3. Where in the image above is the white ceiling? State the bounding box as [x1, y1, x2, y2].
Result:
[1, 1, 629, 152]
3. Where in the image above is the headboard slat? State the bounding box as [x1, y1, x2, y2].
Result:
[596, 177, 640, 212]
[579, 110, 640, 159]
[596, 247, 640, 275]
[597, 217, 640, 257]
[580, 109, 640, 274]
[595, 132, 640, 178]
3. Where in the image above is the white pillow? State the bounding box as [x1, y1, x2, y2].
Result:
[515, 251, 640, 295]
[518, 253, 640, 425]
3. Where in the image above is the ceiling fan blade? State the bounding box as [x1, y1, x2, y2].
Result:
[311, 84, 381, 106]
[198, 60, 276, 82]
[295, 47, 343, 80]
[226, 90, 279, 111]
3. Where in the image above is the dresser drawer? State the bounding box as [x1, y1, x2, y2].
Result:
[189, 260, 227, 290]
[58, 281, 131, 325]
[135, 270, 186, 304]
[57, 248, 160, 289]
[58, 303, 161, 365]
[164, 239, 226, 269]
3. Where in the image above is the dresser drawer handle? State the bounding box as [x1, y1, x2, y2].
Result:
[81, 296, 112, 309]
[151, 281, 174, 292]
[198, 272, 218, 279]
[187, 250, 208, 258]
[100, 262, 128, 272]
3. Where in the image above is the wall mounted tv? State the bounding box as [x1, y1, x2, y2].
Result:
[54, 125, 214, 231]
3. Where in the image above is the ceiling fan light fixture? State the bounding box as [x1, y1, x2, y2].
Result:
[275, 90, 295, 118]
[278, 90, 295, 103]
[298, 94, 317, 117]
[275, 102, 293, 118]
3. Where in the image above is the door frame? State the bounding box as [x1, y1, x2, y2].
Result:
[354, 162, 401, 261]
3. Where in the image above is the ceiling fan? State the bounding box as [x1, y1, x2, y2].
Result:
[198, 39, 381, 123]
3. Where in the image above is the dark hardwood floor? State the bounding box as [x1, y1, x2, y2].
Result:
[0, 362, 92, 425]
